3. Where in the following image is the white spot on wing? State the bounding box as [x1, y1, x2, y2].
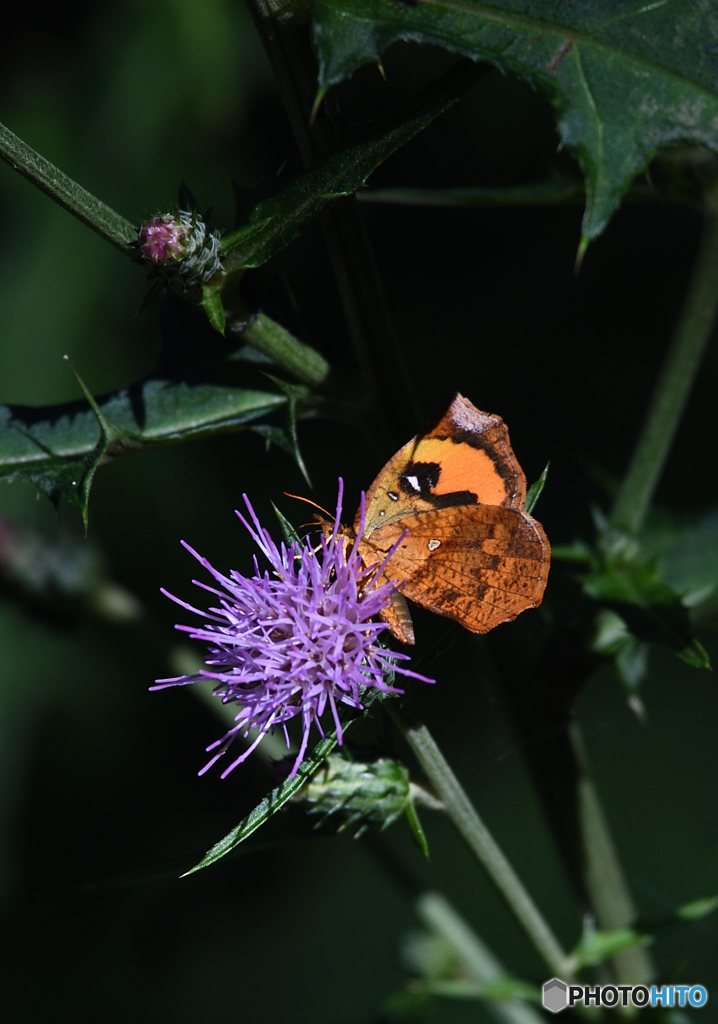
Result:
[405, 475, 420, 493]
[427, 539, 441, 551]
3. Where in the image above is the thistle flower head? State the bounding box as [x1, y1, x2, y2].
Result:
[137, 210, 222, 286]
[153, 482, 432, 777]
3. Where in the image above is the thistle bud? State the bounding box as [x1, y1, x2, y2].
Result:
[300, 755, 413, 835]
[137, 211, 222, 286]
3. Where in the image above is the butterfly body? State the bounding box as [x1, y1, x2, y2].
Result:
[333, 394, 550, 645]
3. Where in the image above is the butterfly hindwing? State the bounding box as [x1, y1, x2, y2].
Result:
[361, 504, 549, 635]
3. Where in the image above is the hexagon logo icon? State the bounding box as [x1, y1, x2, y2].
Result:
[543, 978, 568, 1013]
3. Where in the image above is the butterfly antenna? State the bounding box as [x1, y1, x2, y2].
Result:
[283, 492, 332, 518]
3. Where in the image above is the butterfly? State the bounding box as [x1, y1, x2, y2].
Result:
[344, 393, 550, 645]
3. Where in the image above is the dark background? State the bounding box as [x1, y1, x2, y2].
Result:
[0, 2, 716, 1021]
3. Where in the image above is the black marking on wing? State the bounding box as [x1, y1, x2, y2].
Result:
[399, 461, 478, 508]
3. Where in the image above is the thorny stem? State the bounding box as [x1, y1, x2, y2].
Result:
[610, 203, 718, 534]
[389, 702, 576, 981]
[239, 313, 330, 387]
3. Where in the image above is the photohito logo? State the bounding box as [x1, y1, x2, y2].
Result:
[542, 979, 709, 1013]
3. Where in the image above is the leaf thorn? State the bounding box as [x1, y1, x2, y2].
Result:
[574, 234, 590, 274]
[309, 88, 326, 129]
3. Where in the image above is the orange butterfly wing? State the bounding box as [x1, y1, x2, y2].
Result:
[361, 505, 549, 636]
[355, 393, 550, 644]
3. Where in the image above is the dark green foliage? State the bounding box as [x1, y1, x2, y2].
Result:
[0, 382, 288, 521]
[312, 0, 718, 242]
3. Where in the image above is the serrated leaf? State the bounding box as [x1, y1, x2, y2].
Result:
[262, 375, 313, 488]
[0, 382, 288, 514]
[311, 0, 718, 240]
[60, 357, 145, 529]
[220, 60, 478, 271]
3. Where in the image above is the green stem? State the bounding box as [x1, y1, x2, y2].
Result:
[357, 178, 696, 212]
[570, 722, 655, 986]
[240, 313, 330, 387]
[389, 703, 575, 980]
[359, 179, 586, 209]
[0, 120, 137, 254]
[416, 893, 547, 1024]
[610, 206, 718, 534]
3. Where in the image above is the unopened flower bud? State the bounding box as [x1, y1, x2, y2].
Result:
[300, 754, 412, 834]
[137, 210, 222, 286]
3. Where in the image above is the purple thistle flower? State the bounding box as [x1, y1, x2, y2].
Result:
[153, 481, 433, 778]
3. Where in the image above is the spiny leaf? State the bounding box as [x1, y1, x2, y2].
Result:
[61, 356, 144, 530]
[311, 0, 718, 241]
[578, 515, 711, 669]
[0, 382, 288, 515]
[677, 637, 710, 669]
[249, 419, 310, 488]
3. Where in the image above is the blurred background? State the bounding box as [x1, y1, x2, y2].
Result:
[1, 1, 716, 1021]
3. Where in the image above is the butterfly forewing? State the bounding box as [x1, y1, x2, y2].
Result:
[358, 394, 526, 537]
